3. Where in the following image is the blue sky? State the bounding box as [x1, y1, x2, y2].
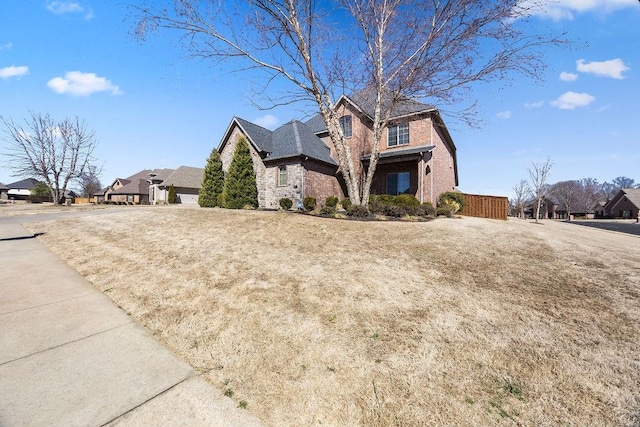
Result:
[1, 1, 638, 198]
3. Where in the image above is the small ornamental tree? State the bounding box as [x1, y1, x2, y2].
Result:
[168, 184, 177, 204]
[199, 149, 224, 207]
[222, 136, 258, 209]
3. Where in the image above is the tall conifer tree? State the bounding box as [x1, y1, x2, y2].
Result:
[198, 149, 224, 207]
[222, 136, 258, 209]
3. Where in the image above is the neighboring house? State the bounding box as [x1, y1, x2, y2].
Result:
[148, 168, 175, 204]
[594, 201, 607, 218]
[5, 178, 40, 201]
[216, 90, 458, 209]
[156, 166, 204, 205]
[0, 183, 8, 200]
[604, 188, 640, 219]
[104, 170, 152, 203]
[92, 187, 109, 204]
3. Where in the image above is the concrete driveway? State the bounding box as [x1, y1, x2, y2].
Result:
[0, 207, 263, 426]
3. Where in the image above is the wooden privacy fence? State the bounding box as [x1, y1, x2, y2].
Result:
[460, 193, 508, 220]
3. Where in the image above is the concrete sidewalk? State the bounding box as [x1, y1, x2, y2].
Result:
[0, 215, 264, 426]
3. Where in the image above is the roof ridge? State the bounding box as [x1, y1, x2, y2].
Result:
[291, 121, 303, 155]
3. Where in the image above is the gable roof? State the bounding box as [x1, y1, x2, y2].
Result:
[6, 178, 40, 190]
[159, 166, 204, 189]
[605, 188, 640, 211]
[148, 168, 175, 183]
[305, 89, 436, 134]
[219, 117, 336, 166]
[344, 88, 435, 120]
[109, 170, 152, 195]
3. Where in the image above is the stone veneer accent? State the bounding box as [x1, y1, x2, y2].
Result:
[220, 126, 268, 208]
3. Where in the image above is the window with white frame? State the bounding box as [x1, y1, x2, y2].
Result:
[387, 123, 409, 147]
[277, 165, 287, 186]
[339, 115, 352, 138]
[386, 172, 410, 195]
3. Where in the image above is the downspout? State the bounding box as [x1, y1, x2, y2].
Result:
[430, 119, 435, 205]
[301, 156, 307, 206]
[419, 153, 424, 204]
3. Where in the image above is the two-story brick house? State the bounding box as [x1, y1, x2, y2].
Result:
[217, 91, 458, 209]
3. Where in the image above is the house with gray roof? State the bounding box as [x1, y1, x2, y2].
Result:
[149, 166, 204, 205]
[217, 90, 458, 208]
[4, 178, 41, 201]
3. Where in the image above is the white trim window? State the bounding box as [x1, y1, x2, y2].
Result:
[388, 123, 409, 147]
[339, 115, 352, 138]
[277, 165, 288, 186]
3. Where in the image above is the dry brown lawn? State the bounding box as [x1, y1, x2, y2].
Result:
[24, 207, 640, 426]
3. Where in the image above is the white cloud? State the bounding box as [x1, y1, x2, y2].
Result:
[524, 101, 544, 108]
[0, 65, 29, 79]
[496, 111, 512, 119]
[46, 2, 94, 20]
[519, 0, 637, 21]
[254, 114, 279, 129]
[576, 58, 630, 79]
[550, 91, 596, 110]
[559, 71, 578, 82]
[47, 71, 122, 96]
[0, 42, 12, 51]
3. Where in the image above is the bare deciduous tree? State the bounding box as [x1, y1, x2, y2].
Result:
[78, 165, 104, 198]
[134, 0, 563, 205]
[512, 179, 530, 219]
[528, 157, 553, 223]
[550, 180, 580, 220]
[1, 113, 99, 205]
[576, 177, 601, 215]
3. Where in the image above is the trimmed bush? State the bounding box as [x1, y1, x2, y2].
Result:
[346, 204, 369, 217]
[199, 149, 225, 207]
[438, 191, 465, 212]
[319, 206, 336, 216]
[417, 202, 436, 218]
[279, 197, 293, 210]
[340, 198, 352, 210]
[325, 196, 339, 208]
[384, 205, 406, 217]
[222, 136, 258, 209]
[394, 194, 420, 207]
[437, 205, 454, 218]
[216, 193, 225, 208]
[303, 197, 316, 211]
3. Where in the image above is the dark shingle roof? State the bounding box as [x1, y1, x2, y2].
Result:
[361, 145, 434, 161]
[227, 117, 336, 166]
[6, 178, 40, 189]
[235, 117, 273, 153]
[159, 166, 204, 189]
[347, 88, 434, 119]
[266, 120, 336, 165]
[304, 114, 328, 134]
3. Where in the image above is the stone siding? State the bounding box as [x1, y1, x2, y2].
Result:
[220, 126, 267, 208]
[264, 162, 305, 209]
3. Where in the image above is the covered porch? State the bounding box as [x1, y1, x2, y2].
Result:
[361, 145, 435, 204]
